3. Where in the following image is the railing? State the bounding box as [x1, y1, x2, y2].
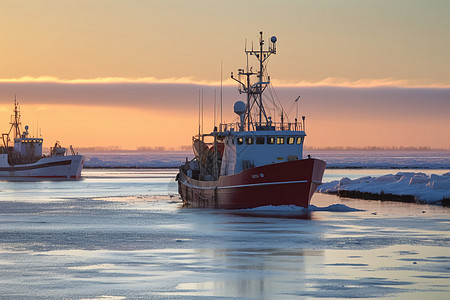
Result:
[219, 121, 303, 133]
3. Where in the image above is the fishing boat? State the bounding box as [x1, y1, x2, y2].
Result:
[177, 32, 326, 209]
[0, 99, 85, 179]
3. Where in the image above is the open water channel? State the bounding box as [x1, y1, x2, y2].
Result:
[0, 169, 449, 299]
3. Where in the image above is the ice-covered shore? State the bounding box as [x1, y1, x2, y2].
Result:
[318, 172, 450, 205]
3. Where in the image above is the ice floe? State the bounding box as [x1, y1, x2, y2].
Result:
[309, 204, 364, 212]
[318, 172, 450, 205]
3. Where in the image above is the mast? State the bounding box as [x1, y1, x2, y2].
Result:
[10, 96, 22, 139]
[231, 31, 277, 131]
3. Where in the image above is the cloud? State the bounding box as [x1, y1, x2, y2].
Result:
[1, 76, 449, 88]
[1, 77, 449, 119]
[273, 77, 450, 88]
[0, 76, 235, 86]
[0, 77, 448, 149]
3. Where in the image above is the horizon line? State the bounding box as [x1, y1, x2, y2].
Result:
[73, 146, 450, 152]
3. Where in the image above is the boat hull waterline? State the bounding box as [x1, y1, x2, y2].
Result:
[178, 158, 326, 209]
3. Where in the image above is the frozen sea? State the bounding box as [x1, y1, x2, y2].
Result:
[1, 166, 450, 299]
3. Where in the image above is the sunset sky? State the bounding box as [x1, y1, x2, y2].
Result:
[1, 0, 449, 150]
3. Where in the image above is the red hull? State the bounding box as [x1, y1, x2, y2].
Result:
[178, 158, 326, 209]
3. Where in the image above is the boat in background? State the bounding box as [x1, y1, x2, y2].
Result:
[0, 99, 85, 179]
[177, 32, 326, 209]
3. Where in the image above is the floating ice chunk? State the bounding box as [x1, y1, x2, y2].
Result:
[427, 180, 450, 190]
[317, 180, 339, 193]
[354, 176, 373, 183]
[398, 175, 413, 183]
[430, 174, 448, 181]
[375, 174, 397, 183]
[309, 204, 364, 212]
[409, 177, 429, 185]
[338, 177, 353, 186]
[396, 172, 426, 178]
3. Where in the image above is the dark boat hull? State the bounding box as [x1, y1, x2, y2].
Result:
[178, 158, 326, 209]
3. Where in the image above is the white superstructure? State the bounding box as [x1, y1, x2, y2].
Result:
[0, 99, 84, 179]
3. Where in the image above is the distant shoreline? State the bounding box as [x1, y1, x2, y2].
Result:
[76, 147, 450, 153]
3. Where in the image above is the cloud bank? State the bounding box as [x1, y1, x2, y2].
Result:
[0, 77, 448, 149]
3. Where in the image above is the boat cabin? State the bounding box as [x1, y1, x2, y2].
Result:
[13, 125, 43, 158]
[219, 128, 306, 176]
[14, 137, 43, 158]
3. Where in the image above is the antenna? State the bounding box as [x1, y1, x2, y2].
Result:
[198, 89, 201, 137]
[232, 31, 277, 131]
[214, 89, 216, 128]
[201, 89, 204, 138]
[220, 60, 223, 126]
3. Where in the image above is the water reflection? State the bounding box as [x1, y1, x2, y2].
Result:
[172, 248, 323, 299]
[224, 209, 312, 220]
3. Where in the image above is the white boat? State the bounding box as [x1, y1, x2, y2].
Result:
[0, 99, 85, 179]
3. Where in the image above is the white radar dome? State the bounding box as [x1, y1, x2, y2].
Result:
[234, 101, 246, 116]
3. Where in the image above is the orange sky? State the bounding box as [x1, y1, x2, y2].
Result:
[1, 1, 449, 151]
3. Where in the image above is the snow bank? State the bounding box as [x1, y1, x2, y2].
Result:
[318, 172, 450, 205]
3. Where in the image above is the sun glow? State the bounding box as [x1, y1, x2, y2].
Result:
[0, 104, 214, 151]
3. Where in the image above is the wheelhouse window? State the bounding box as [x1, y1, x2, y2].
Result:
[245, 137, 254, 145]
[237, 137, 243, 145]
[256, 137, 265, 144]
[277, 137, 285, 144]
[287, 137, 295, 144]
[267, 137, 275, 144]
[296, 137, 303, 144]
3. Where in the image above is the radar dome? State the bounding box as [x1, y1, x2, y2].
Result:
[271, 36, 277, 43]
[234, 101, 246, 116]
